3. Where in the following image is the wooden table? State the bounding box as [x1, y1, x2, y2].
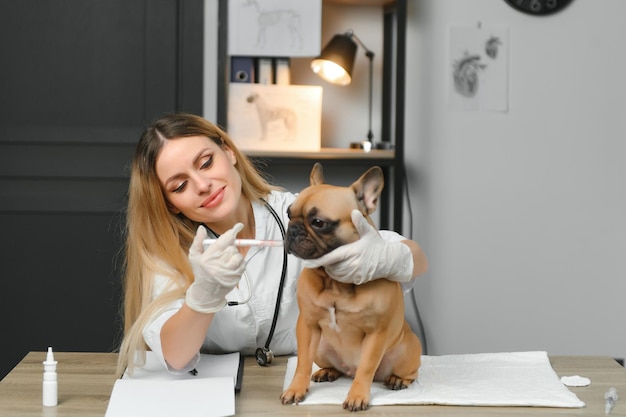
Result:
[1, 351, 625, 416]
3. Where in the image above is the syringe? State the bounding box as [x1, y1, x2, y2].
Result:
[203, 238, 283, 248]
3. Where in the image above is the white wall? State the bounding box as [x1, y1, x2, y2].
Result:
[406, 0, 626, 358]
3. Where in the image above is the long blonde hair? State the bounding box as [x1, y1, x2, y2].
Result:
[117, 113, 278, 376]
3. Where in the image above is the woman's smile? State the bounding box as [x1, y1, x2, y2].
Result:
[201, 186, 226, 209]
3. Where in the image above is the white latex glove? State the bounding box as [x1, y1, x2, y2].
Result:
[185, 223, 245, 314]
[302, 210, 414, 285]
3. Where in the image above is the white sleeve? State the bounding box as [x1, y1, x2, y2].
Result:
[143, 273, 201, 374]
[379, 230, 417, 293]
[142, 299, 201, 374]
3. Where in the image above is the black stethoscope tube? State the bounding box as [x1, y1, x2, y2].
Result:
[255, 200, 287, 366]
[201, 200, 287, 367]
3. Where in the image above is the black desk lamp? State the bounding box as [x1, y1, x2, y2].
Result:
[311, 29, 375, 151]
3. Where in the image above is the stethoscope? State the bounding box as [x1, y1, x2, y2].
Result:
[202, 199, 287, 367]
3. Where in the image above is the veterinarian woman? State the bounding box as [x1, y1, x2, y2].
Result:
[116, 113, 428, 376]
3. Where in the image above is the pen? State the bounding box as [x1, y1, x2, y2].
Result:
[203, 239, 284, 248]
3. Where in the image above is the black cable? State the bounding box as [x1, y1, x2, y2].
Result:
[262, 200, 287, 350]
[403, 168, 428, 355]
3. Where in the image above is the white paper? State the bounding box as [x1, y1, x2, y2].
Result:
[125, 352, 241, 382]
[105, 352, 240, 417]
[228, 0, 321, 57]
[106, 378, 234, 417]
[284, 351, 585, 408]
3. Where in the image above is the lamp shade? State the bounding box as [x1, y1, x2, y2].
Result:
[310, 34, 357, 86]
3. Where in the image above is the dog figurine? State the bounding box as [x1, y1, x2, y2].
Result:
[280, 163, 422, 411]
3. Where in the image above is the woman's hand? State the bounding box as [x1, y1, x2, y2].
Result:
[302, 210, 414, 285]
[185, 223, 245, 313]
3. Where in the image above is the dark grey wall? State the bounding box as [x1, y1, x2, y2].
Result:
[0, 0, 203, 379]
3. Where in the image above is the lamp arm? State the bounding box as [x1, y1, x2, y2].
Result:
[346, 30, 375, 59]
[345, 30, 374, 143]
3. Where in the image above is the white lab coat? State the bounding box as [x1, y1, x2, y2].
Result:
[142, 190, 409, 373]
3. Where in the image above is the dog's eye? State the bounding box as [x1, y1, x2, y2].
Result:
[310, 218, 325, 229]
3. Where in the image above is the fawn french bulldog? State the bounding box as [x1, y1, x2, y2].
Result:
[280, 163, 421, 411]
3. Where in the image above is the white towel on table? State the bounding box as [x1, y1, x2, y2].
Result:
[283, 351, 585, 408]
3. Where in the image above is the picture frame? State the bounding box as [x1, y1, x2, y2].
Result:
[227, 83, 323, 152]
[228, 0, 321, 57]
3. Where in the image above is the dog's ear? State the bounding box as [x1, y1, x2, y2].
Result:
[310, 162, 325, 186]
[351, 166, 384, 214]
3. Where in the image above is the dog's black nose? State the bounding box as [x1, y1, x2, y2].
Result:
[287, 225, 301, 241]
[285, 223, 309, 256]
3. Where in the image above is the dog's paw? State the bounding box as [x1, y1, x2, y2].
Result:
[343, 382, 370, 412]
[280, 386, 308, 405]
[311, 367, 343, 383]
[384, 375, 414, 390]
[342, 393, 370, 412]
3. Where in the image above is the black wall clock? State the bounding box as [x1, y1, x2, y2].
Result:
[504, 0, 573, 16]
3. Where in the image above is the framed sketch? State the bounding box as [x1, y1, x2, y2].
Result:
[448, 24, 509, 112]
[227, 83, 323, 152]
[228, 0, 321, 57]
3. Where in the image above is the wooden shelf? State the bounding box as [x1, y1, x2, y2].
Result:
[244, 148, 394, 160]
[323, 0, 396, 6]
[244, 148, 395, 169]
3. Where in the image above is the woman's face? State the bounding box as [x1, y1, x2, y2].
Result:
[155, 135, 243, 224]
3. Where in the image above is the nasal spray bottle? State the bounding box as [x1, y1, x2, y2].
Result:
[42, 347, 58, 407]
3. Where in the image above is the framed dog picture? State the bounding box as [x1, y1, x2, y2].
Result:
[227, 83, 322, 152]
[228, 0, 321, 57]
